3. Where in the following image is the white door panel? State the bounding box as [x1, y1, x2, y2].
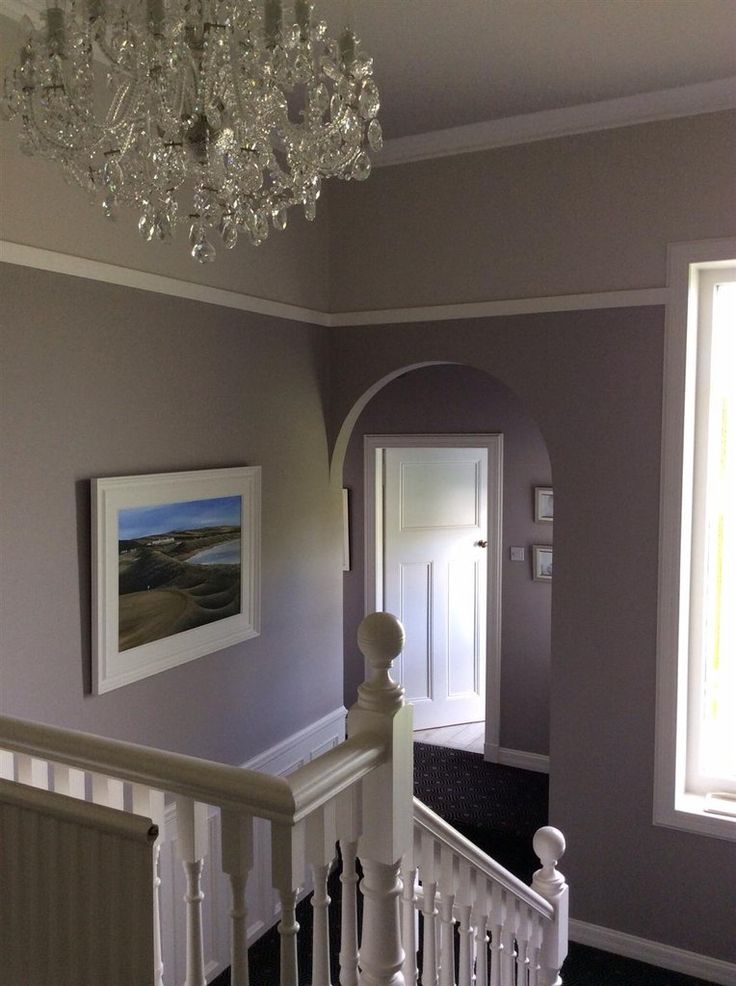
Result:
[384, 446, 489, 729]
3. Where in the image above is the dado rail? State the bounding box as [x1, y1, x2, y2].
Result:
[0, 613, 568, 986]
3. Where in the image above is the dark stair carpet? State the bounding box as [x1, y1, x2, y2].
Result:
[212, 742, 719, 986]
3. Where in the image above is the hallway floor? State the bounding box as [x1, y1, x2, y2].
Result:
[414, 720, 485, 754]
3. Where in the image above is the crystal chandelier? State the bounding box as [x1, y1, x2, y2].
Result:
[1, 0, 382, 262]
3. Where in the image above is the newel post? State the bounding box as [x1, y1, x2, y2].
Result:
[531, 827, 569, 986]
[347, 613, 413, 986]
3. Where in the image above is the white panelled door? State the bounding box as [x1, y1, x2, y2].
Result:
[383, 445, 491, 729]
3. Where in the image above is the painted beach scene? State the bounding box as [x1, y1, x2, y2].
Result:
[118, 495, 242, 651]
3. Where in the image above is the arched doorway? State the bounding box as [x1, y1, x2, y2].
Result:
[336, 363, 552, 770]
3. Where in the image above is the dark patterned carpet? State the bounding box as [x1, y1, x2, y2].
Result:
[213, 743, 719, 986]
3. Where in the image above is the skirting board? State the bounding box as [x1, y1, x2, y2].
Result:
[484, 744, 550, 774]
[569, 919, 736, 986]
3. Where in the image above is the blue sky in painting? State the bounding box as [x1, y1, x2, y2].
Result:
[119, 496, 242, 539]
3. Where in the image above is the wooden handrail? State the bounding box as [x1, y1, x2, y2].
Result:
[0, 714, 385, 826]
[413, 796, 554, 920]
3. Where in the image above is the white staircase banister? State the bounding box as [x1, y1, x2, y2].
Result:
[413, 796, 554, 920]
[288, 733, 387, 820]
[0, 714, 385, 826]
[0, 713, 296, 821]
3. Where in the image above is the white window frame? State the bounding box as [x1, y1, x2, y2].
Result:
[654, 237, 736, 841]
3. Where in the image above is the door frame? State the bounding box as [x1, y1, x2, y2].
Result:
[364, 434, 504, 759]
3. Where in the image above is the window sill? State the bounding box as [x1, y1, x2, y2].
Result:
[655, 792, 736, 841]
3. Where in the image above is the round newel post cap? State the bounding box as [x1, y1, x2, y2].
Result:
[533, 826, 566, 868]
[356, 612, 405, 712]
[357, 612, 405, 669]
[532, 826, 567, 895]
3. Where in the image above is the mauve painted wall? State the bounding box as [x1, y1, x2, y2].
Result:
[328, 111, 736, 311]
[342, 365, 552, 756]
[0, 263, 343, 764]
[328, 307, 736, 962]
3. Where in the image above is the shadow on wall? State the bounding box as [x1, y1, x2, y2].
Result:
[339, 363, 552, 758]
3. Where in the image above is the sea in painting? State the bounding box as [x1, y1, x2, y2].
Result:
[118, 495, 242, 651]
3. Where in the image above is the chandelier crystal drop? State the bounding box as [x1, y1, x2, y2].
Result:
[1, 0, 383, 261]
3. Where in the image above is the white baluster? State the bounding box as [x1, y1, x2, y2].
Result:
[278, 888, 300, 986]
[92, 772, 124, 808]
[531, 829, 568, 986]
[527, 911, 543, 986]
[457, 904, 473, 986]
[132, 785, 166, 986]
[439, 891, 456, 986]
[307, 801, 337, 986]
[358, 857, 405, 986]
[340, 839, 360, 986]
[54, 763, 86, 799]
[0, 750, 15, 779]
[272, 819, 306, 986]
[337, 785, 361, 986]
[221, 810, 254, 986]
[499, 893, 517, 986]
[400, 856, 418, 985]
[515, 905, 531, 986]
[421, 880, 439, 986]
[474, 913, 489, 986]
[176, 797, 209, 986]
[312, 862, 333, 986]
[456, 861, 473, 986]
[488, 882, 503, 986]
[17, 753, 49, 789]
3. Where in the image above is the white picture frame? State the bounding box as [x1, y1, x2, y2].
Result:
[92, 466, 261, 694]
[534, 486, 554, 522]
[532, 544, 553, 582]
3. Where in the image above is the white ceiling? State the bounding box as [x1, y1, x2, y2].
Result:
[5, 0, 736, 147]
[318, 0, 736, 139]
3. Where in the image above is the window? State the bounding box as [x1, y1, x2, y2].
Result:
[655, 239, 736, 841]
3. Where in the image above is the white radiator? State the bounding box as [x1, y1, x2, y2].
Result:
[0, 779, 157, 986]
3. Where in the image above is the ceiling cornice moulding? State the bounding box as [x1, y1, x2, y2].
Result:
[0, 240, 667, 326]
[0, 242, 331, 326]
[377, 77, 736, 167]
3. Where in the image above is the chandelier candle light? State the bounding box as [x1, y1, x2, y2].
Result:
[1, 0, 382, 261]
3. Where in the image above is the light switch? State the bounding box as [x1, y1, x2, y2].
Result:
[510, 546, 525, 562]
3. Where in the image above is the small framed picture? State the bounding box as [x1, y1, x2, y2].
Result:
[534, 486, 554, 523]
[342, 488, 351, 572]
[532, 544, 553, 581]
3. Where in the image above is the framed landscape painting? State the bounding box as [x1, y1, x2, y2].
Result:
[92, 466, 260, 693]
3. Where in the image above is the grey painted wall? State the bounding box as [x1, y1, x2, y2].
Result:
[0, 263, 343, 764]
[342, 364, 552, 756]
[328, 111, 736, 311]
[328, 307, 736, 963]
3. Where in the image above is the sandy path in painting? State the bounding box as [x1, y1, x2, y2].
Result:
[119, 588, 201, 651]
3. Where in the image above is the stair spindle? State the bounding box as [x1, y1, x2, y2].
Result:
[457, 903, 473, 986]
[488, 881, 503, 986]
[336, 784, 361, 986]
[176, 797, 209, 986]
[277, 888, 300, 986]
[221, 810, 255, 986]
[400, 857, 418, 984]
[422, 880, 439, 986]
[132, 784, 166, 986]
[474, 912, 489, 986]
